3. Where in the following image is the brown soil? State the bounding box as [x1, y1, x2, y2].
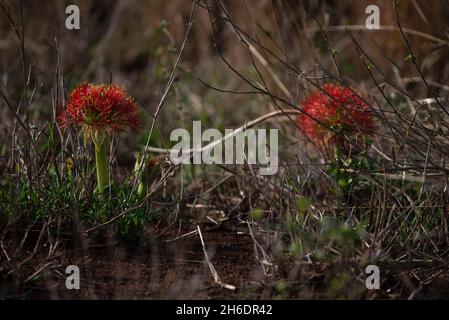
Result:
[20, 228, 265, 299]
[3, 225, 449, 300]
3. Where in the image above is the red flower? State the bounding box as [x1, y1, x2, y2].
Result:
[60, 83, 140, 132]
[297, 84, 374, 152]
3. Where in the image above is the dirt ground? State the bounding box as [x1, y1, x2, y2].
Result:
[2, 223, 449, 300]
[2, 227, 260, 299]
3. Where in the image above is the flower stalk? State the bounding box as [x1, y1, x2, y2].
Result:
[92, 129, 109, 193]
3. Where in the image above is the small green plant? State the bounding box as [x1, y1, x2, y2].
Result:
[132, 153, 164, 199]
[328, 143, 372, 194]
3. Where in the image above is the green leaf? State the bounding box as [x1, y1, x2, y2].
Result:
[288, 241, 302, 257]
[404, 54, 415, 62]
[295, 196, 312, 215]
[251, 208, 264, 221]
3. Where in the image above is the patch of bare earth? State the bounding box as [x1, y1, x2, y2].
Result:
[3, 226, 449, 299]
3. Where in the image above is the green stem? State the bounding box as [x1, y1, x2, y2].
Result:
[95, 139, 109, 193]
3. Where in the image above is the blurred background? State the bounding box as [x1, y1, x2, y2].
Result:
[2, 0, 449, 150]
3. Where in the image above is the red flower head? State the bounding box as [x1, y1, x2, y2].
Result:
[297, 84, 375, 153]
[60, 83, 140, 132]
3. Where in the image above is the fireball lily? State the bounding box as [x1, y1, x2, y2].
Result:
[60, 83, 140, 192]
[297, 83, 374, 155]
[297, 84, 375, 192]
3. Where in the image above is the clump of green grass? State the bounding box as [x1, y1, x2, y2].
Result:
[0, 171, 155, 239]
